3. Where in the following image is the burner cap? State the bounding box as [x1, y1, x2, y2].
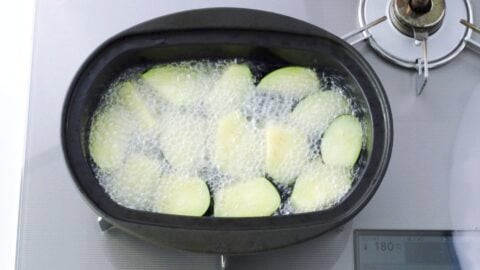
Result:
[390, 0, 445, 37]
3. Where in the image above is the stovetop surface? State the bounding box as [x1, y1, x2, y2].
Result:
[17, 0, 480, 269]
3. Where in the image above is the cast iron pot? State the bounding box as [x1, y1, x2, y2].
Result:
[62, 8, 393, 254]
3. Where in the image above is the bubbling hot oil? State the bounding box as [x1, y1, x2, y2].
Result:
[89, 60, 365, 215]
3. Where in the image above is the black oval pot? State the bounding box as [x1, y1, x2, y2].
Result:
[62, 8, 393, 254]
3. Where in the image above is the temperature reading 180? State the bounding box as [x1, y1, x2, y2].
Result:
[362, 240, 401, 252]
[374, 241, 399, 252]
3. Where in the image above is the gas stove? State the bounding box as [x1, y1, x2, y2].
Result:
[17, 0, 480, 269]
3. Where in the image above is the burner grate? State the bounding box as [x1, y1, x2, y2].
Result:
[348, 0, 480, 94]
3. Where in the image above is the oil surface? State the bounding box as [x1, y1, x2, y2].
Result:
[88, 59, 364, 215]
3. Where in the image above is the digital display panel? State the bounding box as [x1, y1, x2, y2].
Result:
[355, 230, 480, 270]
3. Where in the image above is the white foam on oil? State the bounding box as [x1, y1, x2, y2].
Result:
[89, 60, 362, 215]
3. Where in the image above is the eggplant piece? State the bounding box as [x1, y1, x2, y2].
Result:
[158, 110, 208, 172]
[111, 154, 162, 209]
[290, 90, 350, 134]
[115, 81, 158, 131]
[265, 122, 309, 185]
[290, 161, 352, 213]
[214, 111, 264, 178]
[207, 64, 254, 115]
[89, 105, 132, 171]
[141, 65, 206, 106]
[214, 177, 281, 217]
[321, 115, 363, 167]
[257, 66, 319, 99]
[153, 176, 210, 216]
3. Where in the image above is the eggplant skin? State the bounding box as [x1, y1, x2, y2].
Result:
[321, 115, 363, 167]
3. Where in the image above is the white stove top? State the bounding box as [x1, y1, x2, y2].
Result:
[17, 0, 480, 269]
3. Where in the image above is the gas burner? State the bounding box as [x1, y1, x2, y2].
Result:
[350, 0, 480, 94]
[359, 0, 470, 69]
